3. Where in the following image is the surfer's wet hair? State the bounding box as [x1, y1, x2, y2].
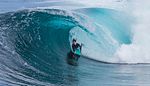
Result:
[72, 39, 76, 42]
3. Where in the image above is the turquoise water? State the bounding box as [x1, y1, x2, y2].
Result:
[0, 8, 150, 86]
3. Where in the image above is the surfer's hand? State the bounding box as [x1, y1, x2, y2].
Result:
[81, 43, 84, 46]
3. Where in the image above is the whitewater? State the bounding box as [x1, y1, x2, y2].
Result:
[0, 0, 150, 86]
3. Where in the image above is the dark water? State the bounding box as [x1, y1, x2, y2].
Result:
[0, 9, 150, 86]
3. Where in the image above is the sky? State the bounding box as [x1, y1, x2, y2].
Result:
[0, 0, 127, 13]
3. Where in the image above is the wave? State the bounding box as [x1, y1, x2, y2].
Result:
[0, 9, 78, 85]
[70, 8, 132, 63]
[0, 8, 133, 85]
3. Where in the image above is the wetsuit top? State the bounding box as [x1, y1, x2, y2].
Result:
[72, 43, 81, 52]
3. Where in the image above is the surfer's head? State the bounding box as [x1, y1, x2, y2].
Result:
[72, 39, 76, 44]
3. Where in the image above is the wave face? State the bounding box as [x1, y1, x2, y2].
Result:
[0, 9, 80, 85]
[0, 8, 132, 85]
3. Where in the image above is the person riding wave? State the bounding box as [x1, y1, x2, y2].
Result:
[67, 39, 82, 65]
[70, 39, 82, 60]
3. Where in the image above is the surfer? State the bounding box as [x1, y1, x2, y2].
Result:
[67, 39, 83, 66]
[72, 39, 82, 52]
[71, 39, 82, 60]
[67, 38, 82, 66]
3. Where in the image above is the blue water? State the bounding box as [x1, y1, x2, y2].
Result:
[0, 1, 150, 86]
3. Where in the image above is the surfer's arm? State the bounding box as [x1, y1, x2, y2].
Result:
[76, 43, 82, 50]
[80, 43, 84, 51]
[80, 44, 82, 50]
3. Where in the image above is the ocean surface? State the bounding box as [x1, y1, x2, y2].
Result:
[0, 0, 150, 86]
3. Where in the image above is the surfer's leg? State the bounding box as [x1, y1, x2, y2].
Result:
[77, 55, 80, 60]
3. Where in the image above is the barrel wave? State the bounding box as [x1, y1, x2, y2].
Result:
[0, 8, 132, 85]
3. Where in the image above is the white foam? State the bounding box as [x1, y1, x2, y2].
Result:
[115, 0, 150, 63]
